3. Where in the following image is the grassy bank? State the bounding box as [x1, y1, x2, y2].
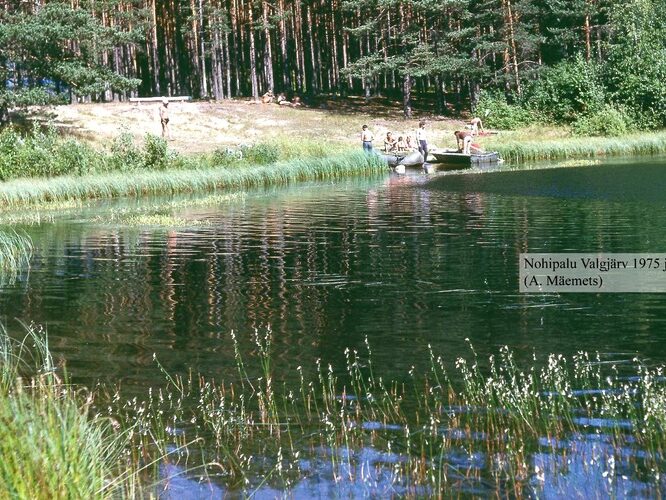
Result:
[0, 150, 385, 209]
[2, 324, 666, 496]
[483, 130, 666, 164]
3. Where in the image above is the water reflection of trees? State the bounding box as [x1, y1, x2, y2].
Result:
[2, 181, 666, 391]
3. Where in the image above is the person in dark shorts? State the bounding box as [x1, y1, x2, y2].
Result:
[416, 121, 429, 159]
[159, 98, 172, 140]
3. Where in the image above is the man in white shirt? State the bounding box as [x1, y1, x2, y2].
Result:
[416, 121, 428, 160]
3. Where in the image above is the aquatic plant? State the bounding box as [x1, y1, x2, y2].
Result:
[0, 151, 386, 209]
[3, 319, 665, 496]
[0, 229, 32, 284]
[486, 132, 666, 164]
[0, 324, 135, 499]
[119, 332, 666, 497]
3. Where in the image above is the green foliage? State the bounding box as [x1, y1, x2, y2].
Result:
[605, 0, 666, 128]
[211, 147, 243, 167]
[476, 91, 534, 130]
[142, 134, 171, 170]
[0, 88, 66, 112]
[522, 56, 606, 123]
[0, 125, 101, 179]
[0, 0, 141, 105]
[571, 105, 633, 137]
[0, 324, 133, 499]
[109, 132, 143, 171]
[239, 143, 280, 165]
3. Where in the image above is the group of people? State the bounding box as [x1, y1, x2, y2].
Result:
[362, 120, 430, 158]
[261, 90, 302, 106]
[361, 117, 485, 156]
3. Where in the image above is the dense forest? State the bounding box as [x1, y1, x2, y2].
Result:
[1, 0, 665, 129]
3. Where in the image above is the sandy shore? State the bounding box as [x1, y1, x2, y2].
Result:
[27, 98, 467, 155]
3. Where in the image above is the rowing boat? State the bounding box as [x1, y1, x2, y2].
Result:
[429, 148, 501, 168]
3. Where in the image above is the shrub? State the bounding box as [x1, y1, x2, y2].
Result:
[239, 143, 280, 164]
[109, 131, 142, 171]
[211, 147, 243, 167]
[53, 139, 98, 176]
[476, 91, 534, 130]
[142, 133, 171, 170]
[571, 105, 633, 136]
[523, 55, 606, 123]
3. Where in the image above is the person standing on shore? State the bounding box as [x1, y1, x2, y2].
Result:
[416, 121, 429, 160]
[470, 117, 484, 136]
[361, 124, 374, 152]
[159, 98, 172, 140]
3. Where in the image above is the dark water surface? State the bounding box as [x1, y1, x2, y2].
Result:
[4, 158, 666, 388]
[3, 157, 666, 495]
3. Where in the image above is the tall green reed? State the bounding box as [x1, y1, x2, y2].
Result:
[0, 229, 32, 284]
[0, 151, 385, 209]
[486, 132, 666, 164]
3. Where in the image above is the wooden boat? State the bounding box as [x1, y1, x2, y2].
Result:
[429, 148, 501, 168]
[380, 150, 425, 169]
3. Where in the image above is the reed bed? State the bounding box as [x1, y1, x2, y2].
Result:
[0, 230, 33, 284]
[486, 132, 666, 164]
[0, 152, 385, 209]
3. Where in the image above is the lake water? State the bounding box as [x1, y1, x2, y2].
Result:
[3, 156, 666, 495]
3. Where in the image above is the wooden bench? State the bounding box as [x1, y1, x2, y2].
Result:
[129, 96, 192, 104]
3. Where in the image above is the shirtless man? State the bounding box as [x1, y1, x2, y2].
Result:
[384, 131, 398, 152]
[454, 130, 474, 154]
[361, 124, 374, 152]
[469, 117, 484, 136]
[159, 98, 172, 140]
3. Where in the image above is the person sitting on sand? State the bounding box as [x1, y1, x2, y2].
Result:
[405, 135, 416, 151]
[470, 117, 484, 136]
[261, 90, 274, 104]
[396, 136, 407, 151]
[277, 93, 289, 105]
[361, 124, 374, 152]
[159, 97, 172, 140]
[384, 132, 398, 152]
[455, 130, 474, 155]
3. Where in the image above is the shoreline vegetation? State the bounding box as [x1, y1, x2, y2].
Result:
[0, 102, 665, 211]
[0, 122, 386, 209]
[3, 324, 666, 497]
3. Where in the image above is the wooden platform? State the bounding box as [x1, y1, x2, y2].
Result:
[129, 96, 192, 104]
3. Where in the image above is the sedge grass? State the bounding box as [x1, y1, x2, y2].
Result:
[4, 321, 665, 496]
[118, 331, 666, 496]
[484, 131, 666, 164]
[0, 229, 33, 284]
[0, 151, 385, 209]
[0, 324, 137, 499]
